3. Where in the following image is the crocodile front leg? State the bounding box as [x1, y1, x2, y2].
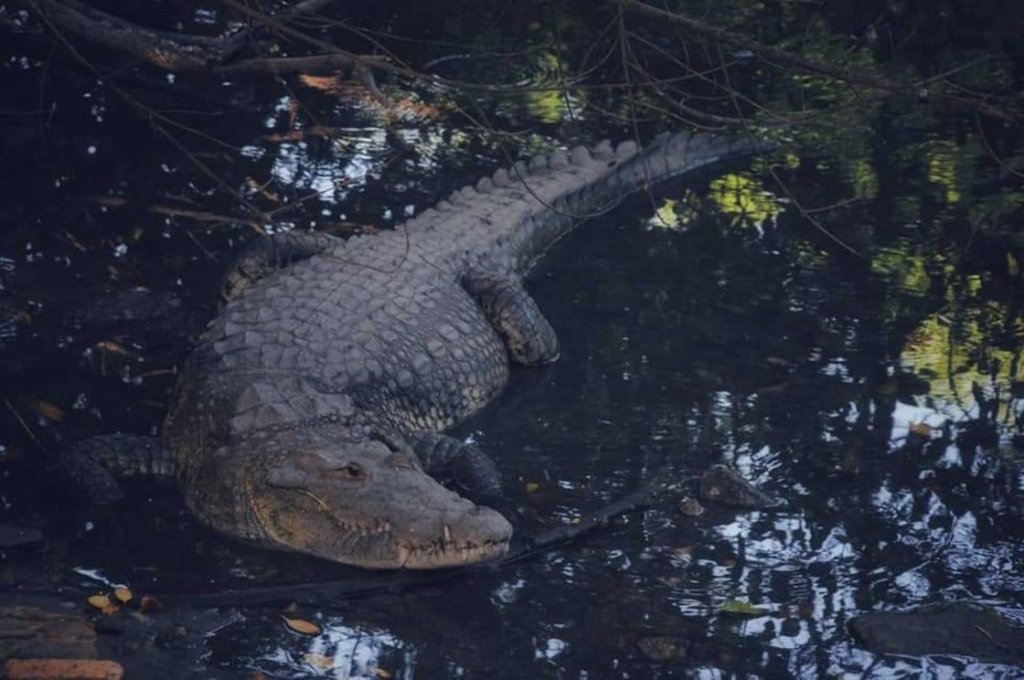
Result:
[56, 434, 175, 504]
[223, 231, 341, 300]
[462, 272, 560, 366]
[406, 431, 502, 497]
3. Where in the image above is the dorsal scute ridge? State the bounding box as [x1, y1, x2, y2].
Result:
[411, 132, 735, 234]
[528, 153, 548, 173]
[615, 140, 638, 159]
[569, 145, 591, 164]
[593, 139, 614, 159]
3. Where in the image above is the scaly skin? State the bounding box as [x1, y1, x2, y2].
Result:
[153, 132, 764, 569]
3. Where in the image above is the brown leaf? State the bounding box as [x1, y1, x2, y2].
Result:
[5, 658, 124, 680]
[139, 595, 162, 613]
[95, 341, 129, 356]
[299, 74, 343, 93]
[30, 400, 64, 422]
[303, 653, 335, 670]
[112, 588, 132, 605]
[909, 422, 933, 437]
[282, 616, 320, 636]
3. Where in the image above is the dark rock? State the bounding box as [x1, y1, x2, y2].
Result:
[74, 288, 181, 325]
[698, 465, 779, 509]
[636, 635, 688, 662]
[0, 606, 97, 660]
[848, 602, 1024, 665]
[0, 524, 43, 549]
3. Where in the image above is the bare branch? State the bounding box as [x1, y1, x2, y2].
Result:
[30, 0, 245, 70]
[616, 0, 1023, 124]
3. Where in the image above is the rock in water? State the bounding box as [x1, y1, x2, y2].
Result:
[698, 465, 779, 509]
[848, 602, 1024, 665]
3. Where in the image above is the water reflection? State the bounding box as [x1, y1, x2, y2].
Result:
[256, 619, 409, 679]
[1, 2, 1022, 677]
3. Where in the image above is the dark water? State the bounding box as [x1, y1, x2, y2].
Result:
[2, 1, 1023, 678]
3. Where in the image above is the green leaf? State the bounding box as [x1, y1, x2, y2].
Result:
[718, 600, 770, 617]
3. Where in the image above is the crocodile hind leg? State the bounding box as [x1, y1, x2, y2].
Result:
[223, 231, 341, 300]
[406, 431, 502, 497]
[462, 272, 560, 366]
[56, 434, 174, 504]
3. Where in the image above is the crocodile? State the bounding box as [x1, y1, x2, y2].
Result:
[64, 132, 764, 569]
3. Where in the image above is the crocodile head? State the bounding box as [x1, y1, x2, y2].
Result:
[207, 430, 513, 569]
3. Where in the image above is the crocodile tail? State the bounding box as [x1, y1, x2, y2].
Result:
[508, 132, 770, 270]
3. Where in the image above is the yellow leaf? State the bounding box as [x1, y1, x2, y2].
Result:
[303, 653, 335, 670]
[31, 400, 64, 422]
[525, 482, 540, 494]
[570, 517, 581, 525]
[282, 616, 320, 636]
[376, 669, 393, 679]
[1008, 253, 1020, 277]
[87, 594, 112, 610]
[113, 587, 132, 604]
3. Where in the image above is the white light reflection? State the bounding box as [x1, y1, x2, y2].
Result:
[257, 618, 409, 679]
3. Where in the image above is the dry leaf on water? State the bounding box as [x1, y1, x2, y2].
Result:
[86, 594, 119, 615]
[303, 653, 335, 670]
[87, 594, 112, 610]
[909, 422, 933, 437]
[30, 400, 64, 422]
[282, 616, 320, 636]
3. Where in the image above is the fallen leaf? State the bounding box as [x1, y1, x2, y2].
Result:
[87, 594, 112, 611]
[31, 400, 64, 422]
[909, 422, 932, 437]
[525, 482, 540, 494]
[112, 587, 132, 604]
[375, 669, 393, 679]
[95, 341, 129, 356]
[299, 74, 342, 93]
[718, 600, 769, 617]
[282, 616, 320, 636]
[303, 653, 334, 670]
[139, 595, 162, 612]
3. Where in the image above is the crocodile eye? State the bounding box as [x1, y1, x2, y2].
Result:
[337, 463, 366, 480]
